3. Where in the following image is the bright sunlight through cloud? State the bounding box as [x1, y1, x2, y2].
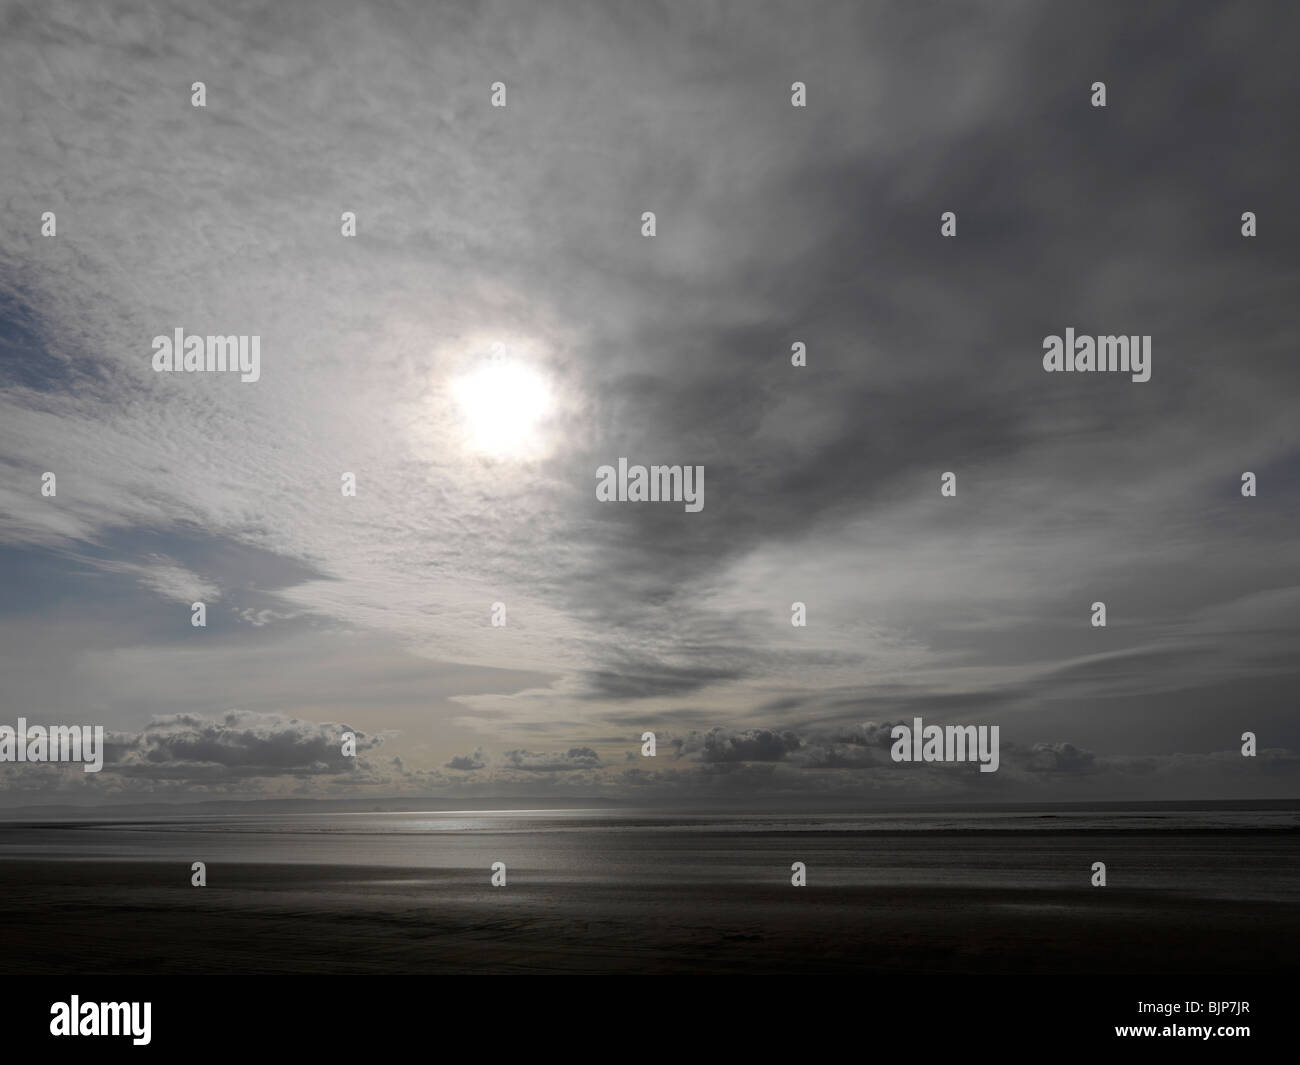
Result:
[452, 359, 554, 458]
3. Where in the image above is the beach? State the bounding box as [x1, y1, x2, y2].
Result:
[0, 809, 1296, 975]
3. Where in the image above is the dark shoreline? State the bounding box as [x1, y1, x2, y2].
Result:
[2, 857, 1297, 976]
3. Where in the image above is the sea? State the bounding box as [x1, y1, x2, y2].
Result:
[0, 805, 1296, 974]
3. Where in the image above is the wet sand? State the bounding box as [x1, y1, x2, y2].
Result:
[1, 858, 1296, 975]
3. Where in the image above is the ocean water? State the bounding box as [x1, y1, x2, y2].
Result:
[2, 807, 1299, 898]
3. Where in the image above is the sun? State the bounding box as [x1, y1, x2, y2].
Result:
[452, 358, 554, 458]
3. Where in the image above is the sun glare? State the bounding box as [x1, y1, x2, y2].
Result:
[452, 359, 554, 458]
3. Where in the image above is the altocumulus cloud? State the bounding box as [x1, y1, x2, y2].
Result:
[1, 1, 1298, 808]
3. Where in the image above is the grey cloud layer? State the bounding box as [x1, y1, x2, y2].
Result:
[1, 1, 1298, 802]
[0, 711, 1292, 805]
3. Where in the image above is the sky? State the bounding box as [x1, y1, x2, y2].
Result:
[1, 0, 1298, 808]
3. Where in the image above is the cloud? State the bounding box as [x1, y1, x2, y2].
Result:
[96, 554, 221, 603]
[1, 1, 1298, 803]
[676, 727, 803, 764]
[500, 747, 603, 772]
[445, 746, 487, 771]
[104, 709, 386, 780]
[822, 722, 900, 749]
[1026, 742, 1096, 773]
